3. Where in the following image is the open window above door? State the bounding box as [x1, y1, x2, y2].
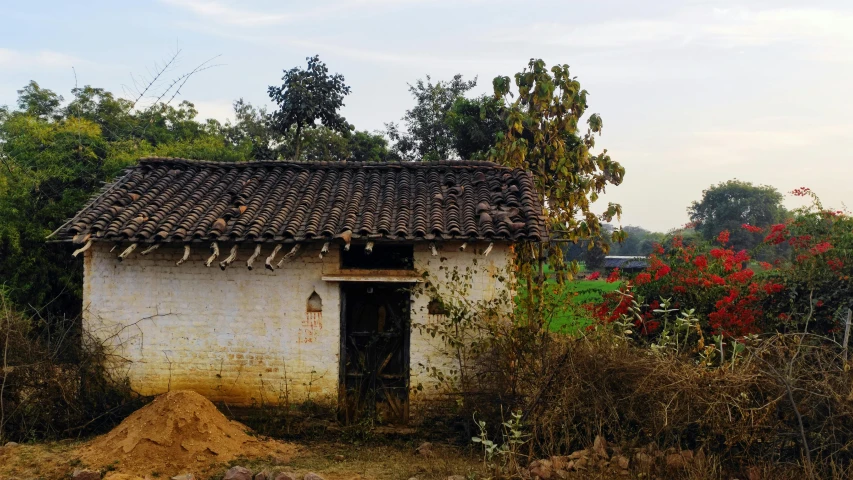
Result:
[324, 244, 421, 283]
[341, 244, 414, 270]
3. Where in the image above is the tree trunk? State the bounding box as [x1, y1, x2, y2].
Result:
[294, 123, 303, 161]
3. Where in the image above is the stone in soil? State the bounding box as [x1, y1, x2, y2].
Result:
[415, 441, 433, 457]
[592, 435, 608, 458]
[223, 466, 252, 480]
[72, 469, 101, 480]
[528, 459, 553, 479]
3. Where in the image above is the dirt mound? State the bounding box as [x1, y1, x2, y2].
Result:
[79, 390, 295, 475]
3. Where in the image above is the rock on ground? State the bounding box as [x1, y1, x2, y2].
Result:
[634, 452, 654, 469]
[665, 453, 687, 471]
[592, 435, 608, 458]
[223, 466, 253, 480]
[304, 474, 326, 480]
[72, 469, 101, 480]
[415, 442, 434, 458]
[528, 459, 553, 479]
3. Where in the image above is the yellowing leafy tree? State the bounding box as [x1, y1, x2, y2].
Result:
[490, 59, 625, 322]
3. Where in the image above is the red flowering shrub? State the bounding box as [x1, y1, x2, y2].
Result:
[758, 191, 853, 333]
[586, 190, 853, 341]
[634, 272, 651, 285]
[587, 234, 769, 337]
[632, 234, 776, 336]
[606, 268, 621, 283]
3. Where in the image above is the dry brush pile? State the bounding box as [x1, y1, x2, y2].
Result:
[458, 323, 853, 479]
[0, 292, 141, 442]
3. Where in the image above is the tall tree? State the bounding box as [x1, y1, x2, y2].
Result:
[223, 99, 281, 160]
[17, 81, 63, 119]
[268, 55, 352, 161]
[349, 130, 397, 162]
[386, 74, 477, 161]
[688, 180, 787, 251]
[446, 94, 504, 160]
[490, 59, 625, 292]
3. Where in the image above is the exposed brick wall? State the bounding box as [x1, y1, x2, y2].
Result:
[83, 240, 511, 412]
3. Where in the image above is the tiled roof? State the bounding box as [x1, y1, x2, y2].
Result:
[58, 157, 547, 244]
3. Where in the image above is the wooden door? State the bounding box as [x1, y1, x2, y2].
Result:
[340, 283, 410, 424]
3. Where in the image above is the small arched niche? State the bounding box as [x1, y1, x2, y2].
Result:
[307, 291, 323, 313]
[427, 298, 448, 315]
[427, 298, 448, 326]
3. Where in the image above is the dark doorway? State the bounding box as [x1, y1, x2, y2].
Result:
[340, 283, 410, 424]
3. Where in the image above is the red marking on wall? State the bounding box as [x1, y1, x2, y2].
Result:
[298, 312, 323, 344]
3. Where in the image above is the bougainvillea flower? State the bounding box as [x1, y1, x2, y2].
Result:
[741, 223, 763, 233]
[606, 268, 621, 283]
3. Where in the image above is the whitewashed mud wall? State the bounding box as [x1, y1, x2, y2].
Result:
[409, 242, 512, 400]
[83, 241, 512, 409]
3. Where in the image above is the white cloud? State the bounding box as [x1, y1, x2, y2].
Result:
[0, 48, 84, 70]
[158, 0, 295, 26]
[488, 6, 853, 59]
[160, 0, 492, 27]
[705, 8, 853, 51]
[192, 99, 236, 123]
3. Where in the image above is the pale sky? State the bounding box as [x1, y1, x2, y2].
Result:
[1, 0, 850, 232]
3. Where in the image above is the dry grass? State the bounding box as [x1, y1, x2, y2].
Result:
[457, 325, 853, 479]
[0, 440, 82, 480]
[0, 293, 141, 443]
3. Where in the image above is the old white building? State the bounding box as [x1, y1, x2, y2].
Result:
[57, 158, 546, 422]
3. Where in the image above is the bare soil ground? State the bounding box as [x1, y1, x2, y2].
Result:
[0, 439, 485, 480]
[0, 390, 485, 480]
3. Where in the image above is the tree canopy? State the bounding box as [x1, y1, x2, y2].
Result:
[386, 74, 478, 161]
[688, 179, 787, 252]
[0, 83, 250, 318]
[608, 226, 666, 257]
[446, 94, 504, 160]
[268, 55, 352, 160]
